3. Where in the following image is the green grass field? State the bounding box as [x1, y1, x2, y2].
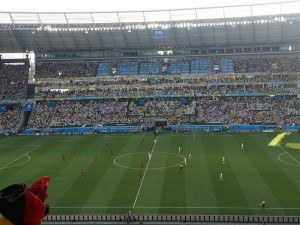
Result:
[0, 132, 299, 216]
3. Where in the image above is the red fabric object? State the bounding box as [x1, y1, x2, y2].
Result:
[23, 191, 46, 225]
[27, 176, 50, 202]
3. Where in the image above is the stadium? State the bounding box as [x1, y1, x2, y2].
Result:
[0, 0, 300, 224]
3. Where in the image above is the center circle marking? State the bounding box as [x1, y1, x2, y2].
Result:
[114, 151, 185, 170]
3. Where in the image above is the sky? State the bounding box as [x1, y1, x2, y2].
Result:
[0, 0, 296, 12]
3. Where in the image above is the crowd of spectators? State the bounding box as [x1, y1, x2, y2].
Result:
[195, 97, 300, 125]
[234, 56, 300, 73]
[36, 82, 298, 99]
[0, 65, 28, 100]
[34, 56, 300, 79]
[26, 102, 55, 129]
[35, 73, 298, 89]
[23, 96, 300, 129]
[0, 106, 22, 132]
[49, 100, 127, 128]
[36, 62, 97, 78]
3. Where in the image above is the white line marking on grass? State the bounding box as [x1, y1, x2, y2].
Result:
[277, 145, 300, 167]
[0, 138, 10, 143]
[0, 145, 41, 170]
[278, 153, 300, 168]
[132, 137, 158, 208]
[0, 155, 31, 169]
[0, 145, 40, 148]
[51, 206, 300, 210]
[114, 152, 184, 170]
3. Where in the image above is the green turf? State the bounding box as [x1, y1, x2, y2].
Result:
[0, 132, 299, 216]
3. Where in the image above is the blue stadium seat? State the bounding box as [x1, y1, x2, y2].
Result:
[139, 62, 160, 75]
[191, 59, 212, 74]
[169, 61, 190, 75]
[97, 62, 110, 76]
[118, 62, 139, 75]
[219, 59, 234, 74]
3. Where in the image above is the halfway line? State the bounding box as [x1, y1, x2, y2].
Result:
[132, 137, 157, 208]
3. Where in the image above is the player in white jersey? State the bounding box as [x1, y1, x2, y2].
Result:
[219, 172, 223, 181]
[178, 146, 181, 154]
[189, 153, 191, 160]
[148, 152, 152, 160]
[241, 142, 244, 150]
[184, 157, 187, 166]
[222, 155, 225, 164]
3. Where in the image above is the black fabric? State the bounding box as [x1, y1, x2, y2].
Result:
[0, 184, 26, 225]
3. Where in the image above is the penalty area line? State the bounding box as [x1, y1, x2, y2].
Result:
[0, 145, 41, 170]
[278, 145, 300, 166]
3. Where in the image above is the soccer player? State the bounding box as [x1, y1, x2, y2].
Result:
[94, 155, 99, 164]
[241, 142, 244, 150]
[193, 133, 196, 140]
[184, 157, 187, 166]
[219, 172, 223, 181]
[222, 155, 225, 164]
[141, 161, 144, 170]
[148, 152, 152, 161]
[141, 137, 144, 144]
[62, 154, 66, 164]
[189, 153, 192, 160]
[110, 150, 114, 158]
[73, 148, 76, 157]
[138, 171, 143, 180]
[178, 146, 181, 154]
[154, 138, 157, 145]
[179, 164, 183, 171]
[260, 199, 266, 209]
[80, 169, 84, 178]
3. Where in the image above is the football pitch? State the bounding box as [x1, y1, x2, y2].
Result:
[0, 132, 299, 216]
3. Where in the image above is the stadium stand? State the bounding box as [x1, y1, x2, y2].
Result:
[169, 61, 190, 74]
[0, 105, 22, 133]
[220, 58, 234, 74]
[139, 62, 160, 75]
[118, 61, 139, 75]
[191, 58, 212, 74]
[0, 65, 28, 101]
[97, 62, 110, 76]
[26, 101, 55, 129]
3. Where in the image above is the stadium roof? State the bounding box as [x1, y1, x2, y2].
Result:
[1, 1, 300, 52]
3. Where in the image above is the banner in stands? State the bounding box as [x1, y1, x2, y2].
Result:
[153, 30, 165, 38]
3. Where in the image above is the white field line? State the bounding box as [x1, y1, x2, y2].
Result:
[0, 138, 10, 143]
[0, 145, 40, 148]
[51, 206, 300, 210]
[114, 152, 184, 170]
[278, 153, 300, 168]
[278, 145, 300, 166]
[132, 137, 158, 208]
[1, 155, 31, 170]
[0, 145, 41, 169]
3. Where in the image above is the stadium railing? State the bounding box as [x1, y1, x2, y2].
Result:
[43, 214, 300, 223]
